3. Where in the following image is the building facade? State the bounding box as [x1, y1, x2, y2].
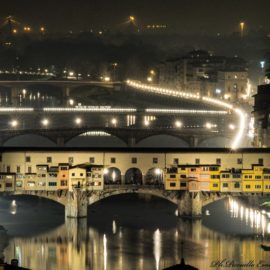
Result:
[158, 50, 249, 104]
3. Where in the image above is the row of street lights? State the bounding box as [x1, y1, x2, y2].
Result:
[8, 117, 234, 131]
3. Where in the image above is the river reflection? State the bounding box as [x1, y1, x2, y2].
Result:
[1, 195, 270, 270]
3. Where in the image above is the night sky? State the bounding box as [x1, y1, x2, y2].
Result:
[1, 0, 270, 34]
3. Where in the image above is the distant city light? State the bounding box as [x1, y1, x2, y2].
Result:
[69, 99, 75, 106]
[260, 61, 266, 69]
[215, 88, 221, 94]
[129, 16, 135, 22]
[229, 124, 236, 130]
[147, 77, 153, 82]
[104, 77, 111, 82]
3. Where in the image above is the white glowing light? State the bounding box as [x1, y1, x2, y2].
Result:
[104, 77, 111, 82]
[144, 120, 150, 126]
[175, 120, 182, 128]
[75, 117, 82, 125]
[10, 120, 18, 127]
[229, 124, 235, 130]
[41, 118, 49, 126]
[111, 118, 117, 125]
[69, 99, 74, 106]
[104, 168, 109, 174]
[155, 168, 162, 175]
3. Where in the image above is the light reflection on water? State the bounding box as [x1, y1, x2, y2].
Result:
[1, 195, 270, 270]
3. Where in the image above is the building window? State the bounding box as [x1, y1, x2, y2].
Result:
[255, 175, 261, 179]
[89, 157, 95, 164]
[222, 183, 228, 188]
[153, 158, 158, 164]
[111, 157, 116, 164]
[195, 158, 200, 165]
[68, 157, 74, 164]
[61, 180, 67, 186]
[180, 182, 186, 187]
[258, 158, 264, 165]
[72, 173, 75, 177]
[80, 173, 83, 177]
[47, 157, 52, 163]
[216, 158, 221, 165]
[0, 155, 2, 162]
[173, 158, 179, 165]
[28, 166, 32, 173]
[25, 156, 31, 162]
[16, 166, 20, 173]
[246, 185, 251, 189]
[131, 157, 137, 164]
[255, 185, 261, 189]
[213, 183, 218, 188]
[6, 166, 10, 173]
[234, 182, 240, 188]
[237, 158, 242, 165]
[170, 182, 176, 187]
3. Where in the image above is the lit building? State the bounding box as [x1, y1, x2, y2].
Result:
[158, 50, 248, 103]
[217, 71, 248, 103]
[253, 84, 270, 147]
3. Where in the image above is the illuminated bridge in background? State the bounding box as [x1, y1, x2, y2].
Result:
[0, 79, 247, 148]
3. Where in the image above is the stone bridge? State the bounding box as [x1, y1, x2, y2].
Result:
[0, 126, 234, 147]
[8, 185, 266, 219]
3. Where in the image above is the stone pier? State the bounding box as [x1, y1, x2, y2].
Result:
[65, 188, 88, 218]
[178, 191, 202, 218]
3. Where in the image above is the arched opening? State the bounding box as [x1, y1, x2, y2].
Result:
[145, 168, 164, 186]
[3, 134, 56, 147]
[66, 131, 127, 147]
[124, 168, 143, 185]
[136, 135, 189, 148]
[103, 167, 122, 185]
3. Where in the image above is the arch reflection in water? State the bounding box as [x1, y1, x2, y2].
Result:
[228, 198, 270, 236]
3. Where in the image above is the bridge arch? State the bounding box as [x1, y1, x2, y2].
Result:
[89, 188, 178, 206]
[65, 130, 128, 147]
[198, 136, 231, 148]
[124, 168, 143, 185]
[3, 134, 56, 147]
[136, 134, 189, 147]
[12, 191, 67, 206]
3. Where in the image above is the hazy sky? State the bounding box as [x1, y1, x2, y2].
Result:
[1, 0, 270, 34]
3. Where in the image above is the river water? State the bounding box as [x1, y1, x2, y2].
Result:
[0, 194, 270, 270]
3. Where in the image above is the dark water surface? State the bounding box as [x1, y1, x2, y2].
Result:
[0, 194, 270, 270]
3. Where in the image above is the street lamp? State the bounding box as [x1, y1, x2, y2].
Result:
[10, 120, 18, 128]
[205, 122, 212, 129]
[41, 118, 49, 127]
[69, 99, 75, 106]
[175, 120, 182, 128]
[240, 22, 245, 38]
[111, 118, 117, 126]
[75, 117, 82, 125]
[129, 16, 135, 23]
